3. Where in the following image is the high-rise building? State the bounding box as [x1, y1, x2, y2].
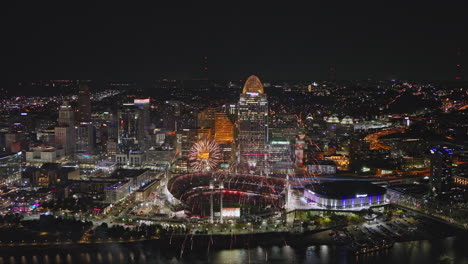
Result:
[58, 101, 74, 126]
[268, 140, 293, 175]
[73, 82, 94, 155]
[236, 75, 268, 174]
[55, 127, 75, 156]
[430, 147, 454, 196]
[223, 104, 237, 123]
[77, 81, 92, 124]
[92, 110, 118, 146]
[159, 101, 181, 131]
[134, 99, 151, 148]
[75, 124, 95, 154]
[118, 104, 139, 152]
[214, 112, 234, 145]
[214, 112, 235, 170]
[118, 103, 147, 152]
[55, 101, 75, 155]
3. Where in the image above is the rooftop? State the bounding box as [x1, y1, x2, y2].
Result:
[136, 179, 160, 192]
[306, 181, 386, 198]
[387, 184, 428, 197]
[110, 168, 148, 179]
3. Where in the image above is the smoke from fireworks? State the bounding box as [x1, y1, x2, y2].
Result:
[189, 138, 222, 171]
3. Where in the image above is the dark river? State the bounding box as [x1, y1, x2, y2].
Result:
[1, 235, 467, 264]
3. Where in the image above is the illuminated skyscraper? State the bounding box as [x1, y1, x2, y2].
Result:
[57, 101, 74, 127]
[77, 81, 92, 124]
[55, 101, 75, 155]
[118, 104, 140, 152]
[73, 81, 94, 154]
[214, 112, 234, 145]
[214, 112, 234, 170]
[430, 147, 454, 196]
[76, 125, 95, 154]
[117, 100, 150, 152]
[134, 98, 151, 148]
[236, 75, 268, 174]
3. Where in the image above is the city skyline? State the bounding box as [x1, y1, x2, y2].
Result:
[0, 73, 466, 263]
[0, 3, 467, 263]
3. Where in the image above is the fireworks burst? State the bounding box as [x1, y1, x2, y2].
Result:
[189, 138, 222, 171]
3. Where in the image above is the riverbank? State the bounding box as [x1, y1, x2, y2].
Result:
[0, 223, 459, 253]
[0, 210, 464, 256]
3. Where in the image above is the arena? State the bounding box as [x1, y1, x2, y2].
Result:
[304, 181, 387, 210]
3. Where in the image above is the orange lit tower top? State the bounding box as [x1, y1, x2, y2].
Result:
[242, 75, 264, 94]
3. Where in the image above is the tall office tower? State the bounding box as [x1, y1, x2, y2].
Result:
[92, 110, 118, 145]
[57, 101, 74, 126]
[77, 81, 92, 124]
[55, 126, 74, 155]
[214, 112, 234, 145]
[118, 104, 138, 153]
[134, 98, 151, 147]
[159, 101, 181, 131]
[268, 140, 293, 175]
[118, 103, 146, 152]
[215, 112, 235, 170]
[73, 82, 94, 155]
[236, 75, 268, 175]
[430, 147, 454, 196]
[222, 104, 238, 125]
[75, 125, 95, 153]
[55, 101, 75, 156]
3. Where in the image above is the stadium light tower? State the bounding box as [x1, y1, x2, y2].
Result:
[219, 181, 224, 224]
[285, 173, 293, 211]
[209, 179, 214, 224]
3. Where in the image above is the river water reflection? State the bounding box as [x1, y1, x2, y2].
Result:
[0, 235, 467, 263]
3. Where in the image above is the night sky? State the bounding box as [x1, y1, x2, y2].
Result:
[1, 2, 466, 82]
